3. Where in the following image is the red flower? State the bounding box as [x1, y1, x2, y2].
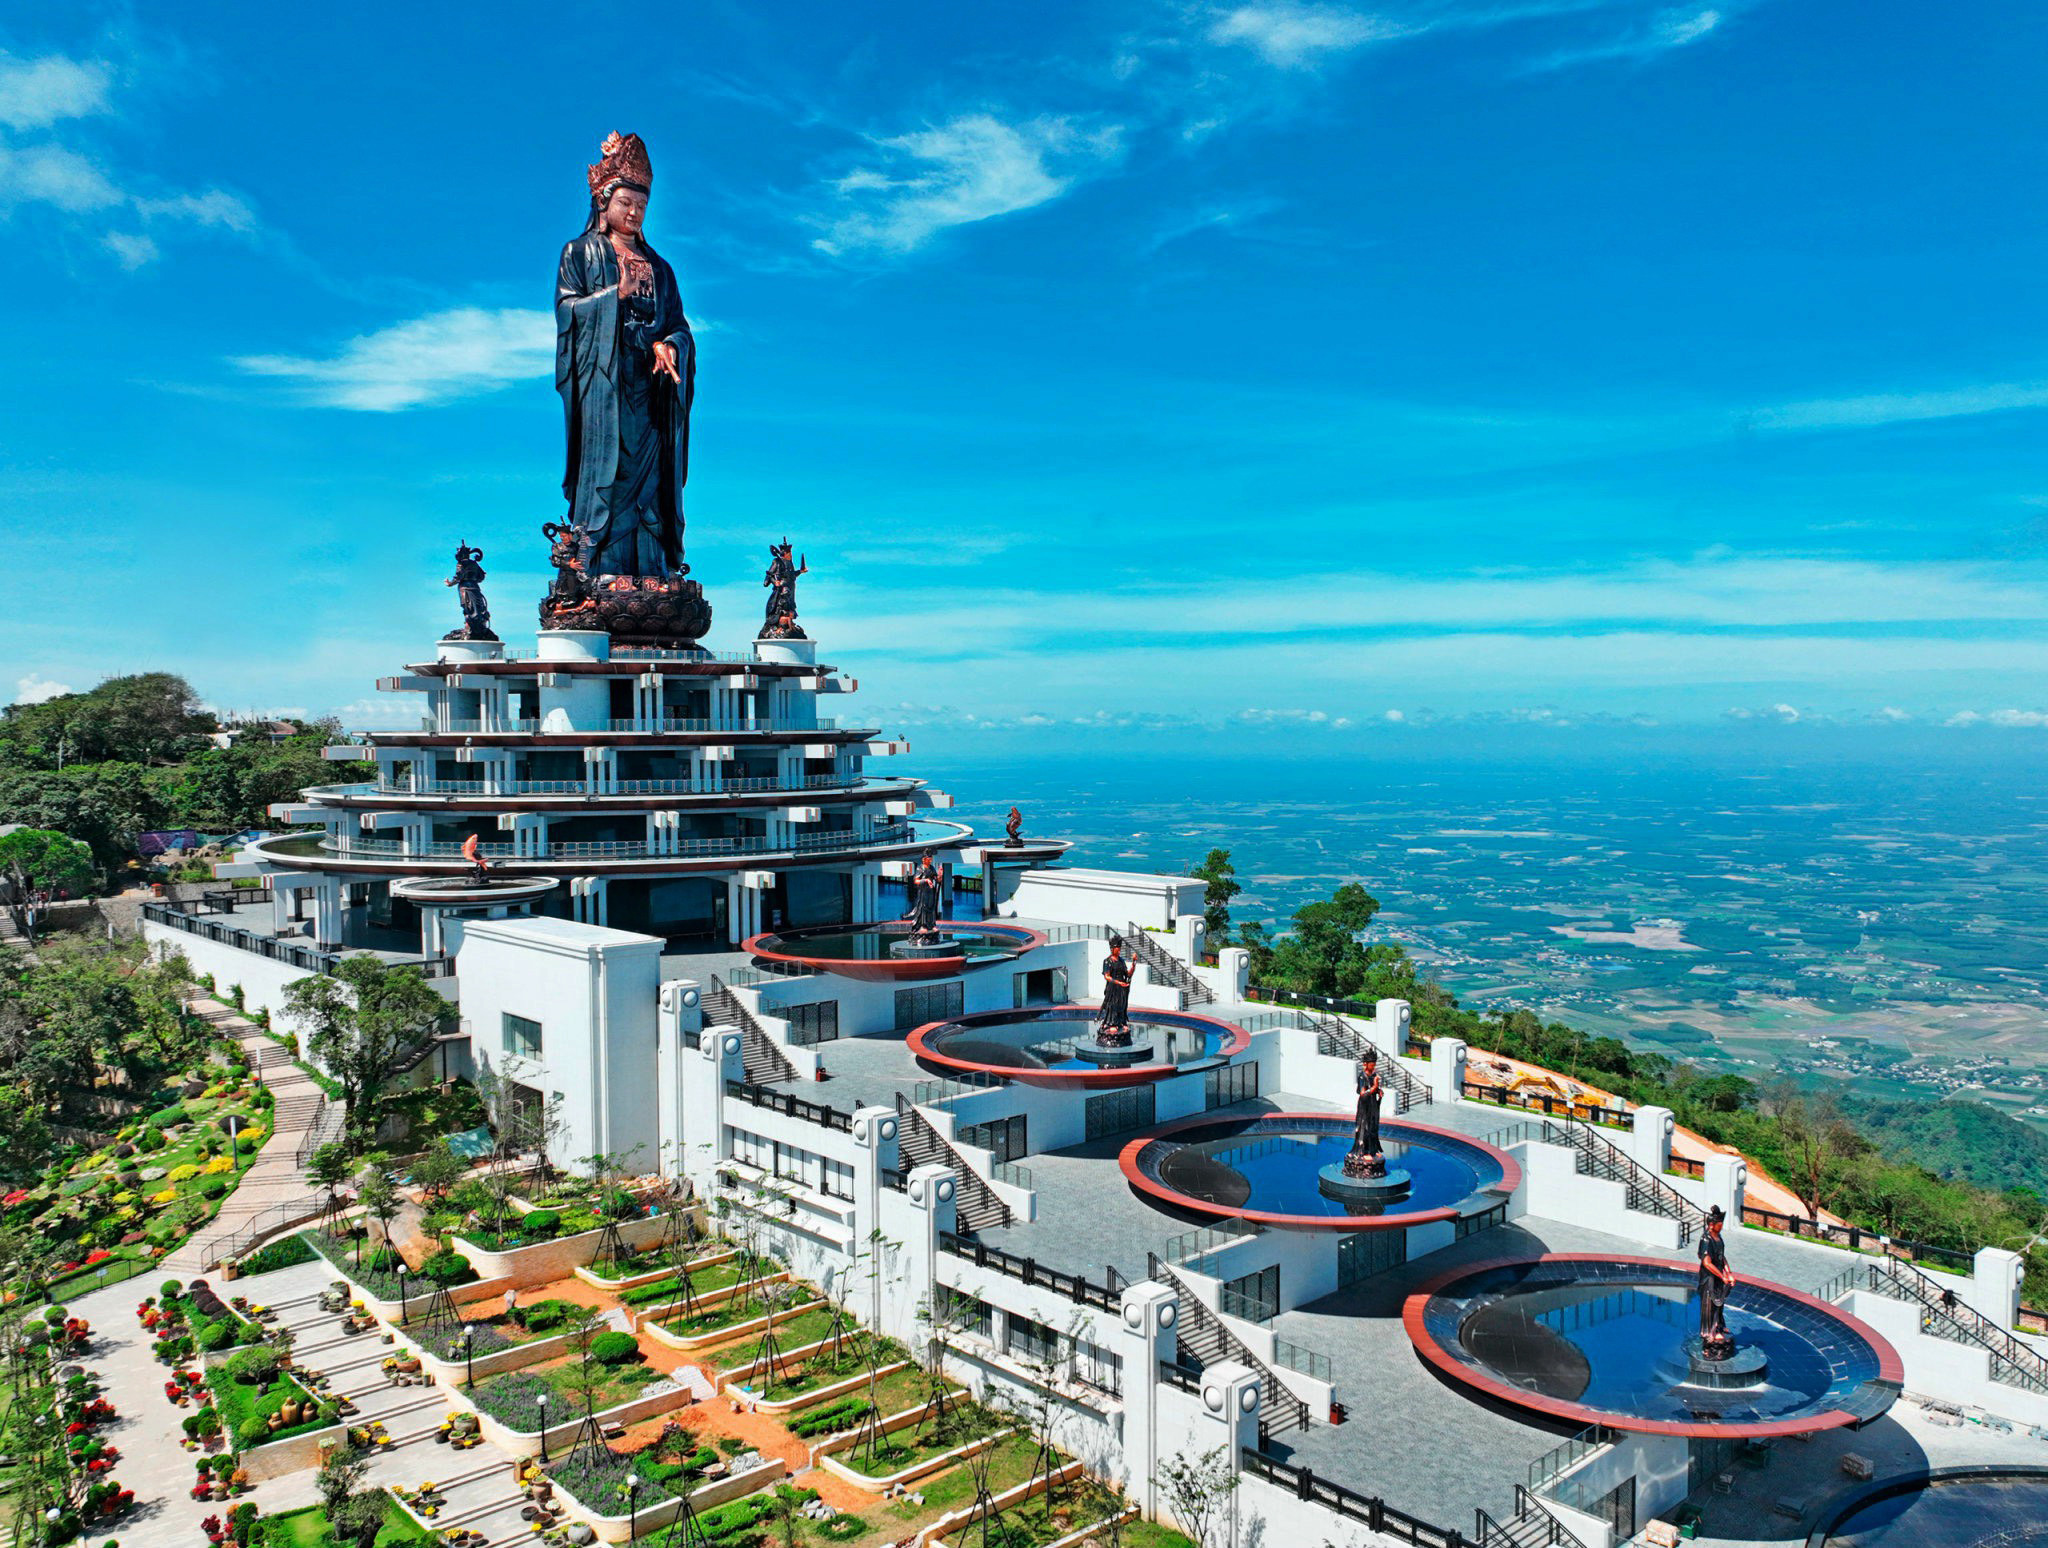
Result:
[83, 1248, 110, 1264]
[3, 1190, 27, 1206]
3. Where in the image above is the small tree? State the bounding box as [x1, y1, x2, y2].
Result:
[1154, 1446, 1239, 1548]
[315, 1444, 371, 1522]
[556, 1303, 609, 1419]
[0, 828, 93, 941]
[411, 1140, 465, 1201]
[914, 1287, 978, 1440]
[355, 1166, 402, 1271]
[284, 957, 443, 1152]
[1189, 847, 1241, 946]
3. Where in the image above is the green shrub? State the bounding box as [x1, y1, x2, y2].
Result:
[198, 1320, 235, 1353]
[817, 1516, 866, 1542]
[602, 1188, 637, 1219]
[519, 1299, 569, 1333]
[418, 1249, 474, 1286]
[519, 1209, 560, 1239]
[136, 1128, 166, 1154]
[146, 1106, 188, 1130]
[446, 1179, 493, 1215]
[238, 1235, 316, 1276]
[236, 1415, 269, 1449]
[588, 1331, 640, 1366]
[161, 1279, 183, 1299]
[200, 1179, 230, 1200]
[223, 1344, 281, 1385]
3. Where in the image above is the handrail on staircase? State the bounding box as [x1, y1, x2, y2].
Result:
[1860, 1254, 2048, 1395]
[1146, 1250, 1313, 1434]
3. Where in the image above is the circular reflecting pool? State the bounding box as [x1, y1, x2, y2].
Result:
[907, 1005, 1249, 1088]
[1813, 1468, 2048, 1547]
[1407, 1256, 1902, 1437]
[1121, 1113, 1517, 1231]
[743, 920, 1044, 982]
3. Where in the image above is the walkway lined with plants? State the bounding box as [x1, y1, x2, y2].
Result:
[165, 1000, 328, 1274]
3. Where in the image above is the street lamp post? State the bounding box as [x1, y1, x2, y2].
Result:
[626, 1476, 640, 1538]
[535, 1392, 549, 1462]
[462, 1324, 475, 1389]
[225, 1116, 245, 1173]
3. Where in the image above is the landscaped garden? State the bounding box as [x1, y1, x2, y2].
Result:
[209, 1342, 338, 1450]
[465, 1330, 674, 1433]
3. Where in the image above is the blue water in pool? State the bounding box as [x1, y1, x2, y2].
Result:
[1161, 1128, 1497, 1217]
[936, 1007, 1234, 1072]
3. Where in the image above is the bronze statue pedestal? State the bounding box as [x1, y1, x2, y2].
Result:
[1685, 1338, 1767, 1387]
[1073, 1036, 1155, 1068]
[1317, 1163, 1411, 1206]
[540, 575, 712, 646]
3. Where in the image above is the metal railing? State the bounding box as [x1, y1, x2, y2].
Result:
[1163, 1219, 1264, 1269]
[1738, 1204, 1976, 1274]
[318, 773, 883, 800]
[1461, 1080, 1634, 1130]
[144, 900, 338, 972]
[909, 1072, 1011, 1109]
[1240, 1450, 1469, 1548]
[1475, 1486, 1592, 1548]
[330, 820, 916, 863]
[1526, 1424, 1616, 1497]
[1124, 922, 1215, 1007]
[1041, 923, 1115, 944]
[197, 1194, 329, 1271]
[1481, 1114, 1702, 1246]
[1243, 984, 1432, 1057]
[1148, 1252, 1314, 1435]
[1274, 1338, 1333, 1383]
[723, 1079, 852, 1133]
[1246, 999, 1432, 1111]
[409, 715, 852, 736]
[938, 1232, 1121, 1311]
[1852, 1255, 2048, 1396]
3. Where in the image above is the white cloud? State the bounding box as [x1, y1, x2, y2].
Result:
[1752, 380, 2048, 433]
[1874, 706, 1912, 722]
[811, 113, 1124, 257]
[14, 674, 73, 705]
[1229, 707, 1356, 728]
[1528, 5, 1726, 71]
[1207, 4, 1410, 69]
[0, 51, 110, 130]
[1771, 702, 1801, 722]
[231, 307, 555, 412]
[0, 49, 256, 265]
[1947, 709, 2048, 729]
[328, 695, 426, 731]
[1383, 708, 1406, 722]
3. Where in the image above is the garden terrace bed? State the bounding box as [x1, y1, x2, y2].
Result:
[646, 1294, 826, 1351]
[612, 1253, 768, 1309]
[465, 1344, 677, 1433]
[208, 1360, 335, 1451]
[302, 1231, 408, 1301]
[581, 1241, 739, 1291]
[695, 1306, 838, 1371]
[728, 1329, 910, 1404]
[252, 1496, 440, 1547]
[409, 1295, 593, 1359]
[234, 1234, 317, 1278]
[822, 1399, 1009, 1488]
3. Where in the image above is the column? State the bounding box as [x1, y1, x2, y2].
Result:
[1116, 1282, 1181, 1512]
[1429, 1036, 1468, 1104]
[679, 1022, 744, 1200]
[1374, 998, 1413, 1056]
[1184, 1361, 1259, 1548]
[1629, 1106, 1675, 1176]
[1967, 1247, 2025, 1329]
[850, 1107, 903, 1329]
[1702, 1155, 1747, 1223]
[656, 980, 705, 1179]
[896, 1162, 958, 1349]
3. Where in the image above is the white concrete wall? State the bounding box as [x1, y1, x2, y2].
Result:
[1008, 869, 1203, 930]
[457, 915, 665, 1171]
[1845, 1289, 2048, 1427]
[143, 922, 317, 1021]
[1510, 1137, 1685, 1250]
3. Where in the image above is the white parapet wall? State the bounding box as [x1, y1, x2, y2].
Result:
[1008, 867, 1203, 930]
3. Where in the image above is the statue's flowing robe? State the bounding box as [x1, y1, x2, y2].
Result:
[908, 866, 942, 939]
[556, 228, 695, 577]
[1354, 1065, 1382, 1156]
[1099, 954, 1133, 1032]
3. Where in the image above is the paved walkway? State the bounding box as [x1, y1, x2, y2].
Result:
[165, 999, 327, 1274]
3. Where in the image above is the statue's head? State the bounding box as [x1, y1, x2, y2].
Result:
[587, 131, 653, 236]
[1706, 1204, 1725, 1234]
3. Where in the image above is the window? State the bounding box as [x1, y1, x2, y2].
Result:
[1220, 1265, 1280, 1325]
[785, 1000, 840, 1046]
[1337, 1230, 1406, 1288]
[729, 1126, 772, 1172]
[503, 1013, 543, 1060]
[1071, 1340, 1123, 1399]
[821, 1158, 855, 1201]
[1083, 1085, 1156, 1141]
[895, 981, 964, 1030]
[937, 1287, 992, 1343]
[1008, 1313, 1059, 1367]
[1012, 967, 1068, 1007]
[1203, 1061, 1258, 1110]
[958, 1115, 1027, 1164]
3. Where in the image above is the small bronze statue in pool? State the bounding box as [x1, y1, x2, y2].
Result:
[1097, 936, 1134, 1046]
[906, 850, 943, 944]
[1004, 806, 1023, 848]
[1697, 1204, 1738, 1359]
[1344, 1049, 1386, 1179]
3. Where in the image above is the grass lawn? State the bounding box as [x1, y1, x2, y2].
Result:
[258, 1498, 439, 1547]
[614, 1253, 762, 1307]
[745, 1330, 909, 1402]
[212, 1366, 332, 1449]
[834, 1399, 1006, 1480]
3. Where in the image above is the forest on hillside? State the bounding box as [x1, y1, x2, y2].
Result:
[0, 674, 366, 873]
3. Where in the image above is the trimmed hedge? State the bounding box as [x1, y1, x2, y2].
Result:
[238, 1234, 316, 1276]
[589, 1330, 640, 1365]
[788, 1397, 873, 1439]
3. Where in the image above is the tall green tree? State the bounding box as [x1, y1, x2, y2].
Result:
[1188, 848, 1241, 945]
[0, 828, 93, 939]
[284, 958, 445, 1152]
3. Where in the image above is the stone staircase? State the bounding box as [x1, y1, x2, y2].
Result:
[1122, 924, 1215, 1007]
[1476, 1485, 1591, 1548]
[707, 975, 799, 1084]
[893, 1096, 1013, 1232]
[1145, 1252, 1313, 1435]
[165, 1001, 331, 1273]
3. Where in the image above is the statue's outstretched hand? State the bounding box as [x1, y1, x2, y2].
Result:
[652, 341, 682, 385]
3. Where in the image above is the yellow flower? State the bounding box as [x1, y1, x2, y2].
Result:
[115, 1206, 136, 1222]
[152, 1188, 178, 1204]
[168, 1164, 200, 1184]
[205, 1157, 235, 1175]
[240, 1127, 266, 1145]
[112, 1191, 133, 1206]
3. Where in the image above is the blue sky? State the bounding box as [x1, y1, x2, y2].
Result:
[4, 1, 2047, 756]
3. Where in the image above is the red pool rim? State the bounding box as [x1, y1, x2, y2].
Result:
[1402, 1253, 1906, 1439]
[1117, 1112, 1521, 1232]
[741, 919, 1047, 983]
[907, 1003, 1252, 1089]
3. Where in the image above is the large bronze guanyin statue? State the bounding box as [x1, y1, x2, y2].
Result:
[543, 132, 712, 643]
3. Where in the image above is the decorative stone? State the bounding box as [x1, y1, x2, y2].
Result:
[140, 1168, 169, 1183]
[565, 1525, 596, 1545]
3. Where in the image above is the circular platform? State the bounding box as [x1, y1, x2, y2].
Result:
[1316, 1163, 1412, 1206]
[907, 1005, 1249, 1089]
[1404, 1255, 1903, 1438]
[1810, 1467, 2048, 1547]
[742, 920, 1046, 983]
[1120, 1113, 1517, 1231]
[389, 876, 560, 909]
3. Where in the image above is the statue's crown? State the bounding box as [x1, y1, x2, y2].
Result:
[588, 131, 653, 198]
